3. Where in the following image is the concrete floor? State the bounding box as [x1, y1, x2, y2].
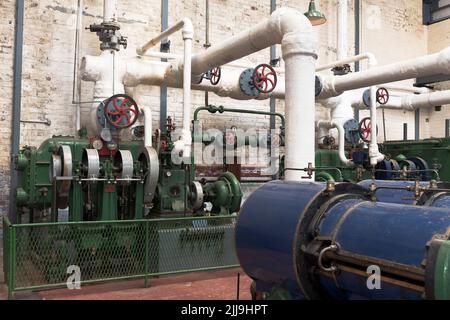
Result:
[1, 268, 252, 300]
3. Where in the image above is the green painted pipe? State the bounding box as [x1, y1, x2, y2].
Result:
[194, 105, 285, 128]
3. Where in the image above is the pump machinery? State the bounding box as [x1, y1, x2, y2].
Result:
[15, 95, 242, 223]
[9, 3, 450, 301]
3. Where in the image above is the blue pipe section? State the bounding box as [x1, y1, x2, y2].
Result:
[236, 181, 450, 300]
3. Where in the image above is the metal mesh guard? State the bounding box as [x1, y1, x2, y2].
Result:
[3, 216, 238, 295]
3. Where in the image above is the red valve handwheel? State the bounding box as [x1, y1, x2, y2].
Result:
[252, 64, 277, 94]
[359, 117, 379, 143]
[210, 67, 221, 85]
[376, 87, 390, 105]
[104, 94, 139, 129]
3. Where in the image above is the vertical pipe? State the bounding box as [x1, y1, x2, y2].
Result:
[270, 0, 277, 131]
[403, 123, 408, 141]
[9, 0, 25, 223]
[354, 0, 360, 122]
[204, 0, 210, 107]
[415, 109, 420, 141]
[284, 52, 318, 181]
[103, 0, 118, 23]
[160, 0, 169, 133]
[182, 28, 193, 159]
[446, 119, 450, 138]
[338, 0, 348, 60]
[72, 0, 83, 131]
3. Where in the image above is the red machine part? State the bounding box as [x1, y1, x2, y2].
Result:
[104, 94, 140, 129]
[210, 67, 221, 85]
[252, 64, 277, 94]
[376, 87, 390, 105]
[358, 117, 379, 143]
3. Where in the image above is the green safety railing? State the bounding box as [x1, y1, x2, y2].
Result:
[2, 215, 239, 299]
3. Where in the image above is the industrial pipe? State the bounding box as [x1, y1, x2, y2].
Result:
[142, 106, 152, 148]
[317, 120, 354, 166]
[369, 86, 385, 165]
[337, 0, 348, 61]
[352, 90, 450, 111]
[188, 8, 318, 180]
[103, 0, 118, 23]
[193, 105, 285, 128]
[318, 47, 450, 99]
[316, 53, 377, 72]
[136, 18, 194, 160]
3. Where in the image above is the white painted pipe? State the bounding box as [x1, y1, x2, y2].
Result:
[352, 90, 450, 111]
[74, 0, 84, 132]
[318, 47, 450, 99]
[369, 86, 385, 165]
[383, 84, 431, 94]
[188, 8, 318, 181]
[402, 90, 450, 110]
[317, 120, 354, 166]
[81, 51, 127, 134]
[337, 0, 348, 61]
[143, 51, 181, 60]
[136, 19, 194, 160]
[136, 19, 191, 56]
[103, 0, 118, 23]
[181, 24, 194, 159]
[316, 53, 377, 72]
[142, 106, 152, 148]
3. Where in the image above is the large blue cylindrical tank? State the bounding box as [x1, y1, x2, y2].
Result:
[236, 181, 450, 300]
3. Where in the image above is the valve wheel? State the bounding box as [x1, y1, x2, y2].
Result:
[376, 87, 390, 105]
[104, 94, 139, 129]
[252, 64, 277, 94]
[210, 67, 221, 85]
[359, 117, 378, 143]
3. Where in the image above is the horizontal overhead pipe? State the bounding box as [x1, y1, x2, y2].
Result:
[318, 47, 450, 99]
[316, 52, 377, 72]
[351, 90, 450, 111]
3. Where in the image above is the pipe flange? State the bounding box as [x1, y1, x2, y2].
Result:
[82, 149, 100, 178]
[239, 68, 260, 97]
[138, 146, 160, 204]
[190, 181, 204, 212]
[114, 150, 134, 179]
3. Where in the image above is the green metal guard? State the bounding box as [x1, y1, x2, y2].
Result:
[2, 215, 239, 299]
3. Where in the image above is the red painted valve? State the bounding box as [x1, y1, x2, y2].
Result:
[359, 117, 378, 143]
[104, 94, 139, 129]
[376, 87, 390, 105]
[252, 64, 277, 94]
[210, 67, 221, 85]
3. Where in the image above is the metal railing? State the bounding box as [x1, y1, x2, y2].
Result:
[2, 215, 239, 299]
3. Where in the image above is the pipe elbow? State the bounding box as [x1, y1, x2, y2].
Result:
[271, 8, 318, 60]
[438, 47, 450, 74]
[181, 18, 194, 40]
[364, 52, 378, 67]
